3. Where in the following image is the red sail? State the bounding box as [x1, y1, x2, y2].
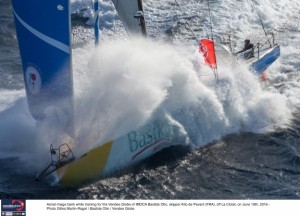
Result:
[199, 39, 217, 69]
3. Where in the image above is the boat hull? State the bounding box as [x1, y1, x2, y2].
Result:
[55, 118, 188, 185]
[250, 45, 280, 74]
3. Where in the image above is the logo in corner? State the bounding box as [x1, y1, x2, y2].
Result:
[25, 66, 41, 95]
[1, 199, 26, 215]
[11, 200, 24, 212]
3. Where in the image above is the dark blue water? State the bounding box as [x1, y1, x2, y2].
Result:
[1, 0, 300, 199]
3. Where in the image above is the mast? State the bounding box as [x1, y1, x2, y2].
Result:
[137, 0, 147, 36]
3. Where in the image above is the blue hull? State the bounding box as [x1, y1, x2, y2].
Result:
[250, 45, 280, 74]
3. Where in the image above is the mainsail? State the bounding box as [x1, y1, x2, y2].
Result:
[112, 0, 147, 36]
[12, 0, 74, 134]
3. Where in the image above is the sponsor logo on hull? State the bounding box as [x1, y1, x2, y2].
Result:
[127, 120, 173, 160]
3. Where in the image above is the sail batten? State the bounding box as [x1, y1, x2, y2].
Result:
[13, 10, 70, 54]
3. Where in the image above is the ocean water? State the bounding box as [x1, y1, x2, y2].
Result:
[0, 0, 300, 199]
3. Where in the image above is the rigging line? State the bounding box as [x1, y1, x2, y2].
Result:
[206, 0, 214, 41]
[174, 0, 199, 43]
[249, 0, 272, 47]
[206, 0, 219, 81]
[185, 21, 199, 44]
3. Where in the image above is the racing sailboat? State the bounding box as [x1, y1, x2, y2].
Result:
[12, 0, 187, 185]
[173, 0, 280, 78]
[231, 0, 281, 77]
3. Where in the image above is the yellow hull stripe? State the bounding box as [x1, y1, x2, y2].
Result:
[57, 140, 113, 186]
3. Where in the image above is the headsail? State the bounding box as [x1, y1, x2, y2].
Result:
[12, 0, 74, 134]
[199, 39, 219, 80]
[112, 0, 147, 36]
[199, 39, 217, 69]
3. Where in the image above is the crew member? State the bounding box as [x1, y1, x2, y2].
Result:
[235, 39, 254, 59]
